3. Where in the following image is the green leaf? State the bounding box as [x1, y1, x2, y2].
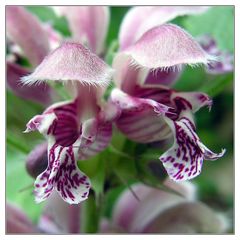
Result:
[7, 133, 30, 154]
[103, 185, 125, 218]
[6, 148, 43, 223]
[106, 7, 130, 45]
[174, 67, 207, 91]
[135, 148, 167, 184]
[183, 6, 234, 52]
[26, 6, 57, 22]
[53, 16, 71, 37]
[104, 40, 119, 65]
[199, 73, 233, 97]
[7, 90, 44, 127]
[26, 6, 71, 36]
[80, 194, 100, 233]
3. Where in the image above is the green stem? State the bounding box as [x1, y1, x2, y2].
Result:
[80, 194, 100, 233]
[108, 144, 134, 160]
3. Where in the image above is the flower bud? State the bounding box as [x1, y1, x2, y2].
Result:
[144, 202, 229, 233]
[6, 203, 36, 233]
[26, 142, 48, 178]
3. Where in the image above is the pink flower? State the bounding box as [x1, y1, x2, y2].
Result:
[23, 42, 116, 204]
[6, 6, 110, 104]
[17, 6, 226, 205]
[6, 203, 37, 233]
[53, 6, 109, 55]
[109, 21, 225, 181]
[6, 6, 52, 105]
[101, 180, 228, 233]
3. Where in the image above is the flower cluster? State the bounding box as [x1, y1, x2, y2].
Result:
[6, 6, 231, 206]
[7, 179, 228, 233]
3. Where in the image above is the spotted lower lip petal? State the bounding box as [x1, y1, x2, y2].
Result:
[25, 98, 116, 203]
[159, 117, 226, 181]
[6, 6, 50, 67]
[34, 141, 91, 204]
[119, 6, 210, 50]
[55, 6, 109, 55]
[21, 42, 114, 88]
[25, 100, 91, 204]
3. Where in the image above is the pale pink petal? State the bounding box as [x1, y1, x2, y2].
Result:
[7, 62, 52, 105]
[77, 102, 120, 159]
[38, 192, 81, 233]
[114, 24, 214, 89]
[6, 203, 37, 233]
[160, 116, 226, 181]
[43, 23, 63, 50]
[110, 88, 173, 143]
[55, 6, 109, 54]
[119, 6, 210, 50]
[114, 59, 139, 93]
[112, 184, 152, 231]
[199, 35, 234, 74]
[113, 179, 196, 233]
[143, 202, 228, 233]
[6, 6, 50, 67]
[22, 42, 113, 87]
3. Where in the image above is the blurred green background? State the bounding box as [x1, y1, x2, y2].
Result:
[6, 6, 234, 231]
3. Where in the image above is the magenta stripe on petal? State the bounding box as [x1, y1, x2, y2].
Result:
[79, 122, 112, 159]
[171, 91, 212, 113]
[159, 117, 225, 181]
[119, 6, 210, 50]
[6, 6, 50, 67]
[131, 85, 212, 119]
[45, 100, 80, 147]
[7, 62, 52, 105]
[21, 42, 114, 87]
[110, 88, 172, 143]
[34, 142, 91, 204]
